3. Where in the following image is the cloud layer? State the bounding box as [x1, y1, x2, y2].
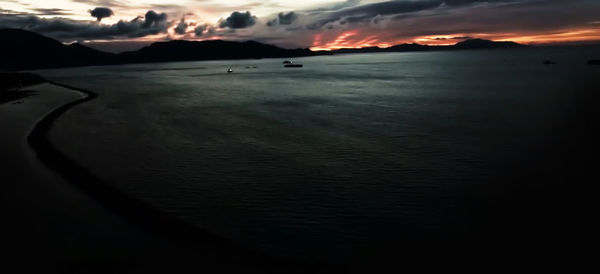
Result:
[1, 0, 599, 50]
[1, 9, 169, 40]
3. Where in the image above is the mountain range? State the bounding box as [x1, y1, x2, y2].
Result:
[0, 29, 526, 70]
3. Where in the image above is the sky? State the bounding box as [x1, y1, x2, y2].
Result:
[1, 0, 600, 52]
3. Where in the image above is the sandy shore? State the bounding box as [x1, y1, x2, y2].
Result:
[1, 83, 187, 272]
[1, 82, 335, 273]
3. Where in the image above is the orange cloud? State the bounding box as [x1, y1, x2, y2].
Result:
[309, 27, 600, 51]
[310, 30, 395, 51]
[495, 29, 600, 45]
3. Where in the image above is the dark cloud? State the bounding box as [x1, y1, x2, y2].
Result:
[370, 14, 384, 25]
[307, 0, 362, 13]
[194, 24, 208, 36]
[308, 0, 443, 29]
[442, 0, 518, 5]
[0, 10, 169, 40]
[2, 7, 73, 16]
[174, 19, 188, 35]
[430, 36, 473, 40]
[307, 0, 530, 29]
[267, 12, 298, 27]
[278, 12, 298, 25]
[449, 36, 473, 40]
[33, 8, 73, 16]
[381, 0, 600, 40]
[219, 11, 257, 29]
[266, 18, 277, 27]
[338, 0, 441, 17]
[0, 8, 30, 15]
[72, 0, 128, 8]
[89, 7, 114, 22]
[142, 10, 167, 28]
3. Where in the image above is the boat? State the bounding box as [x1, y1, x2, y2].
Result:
[543, 60, 556, 65]
[227, 67, 233, 73]
[282, 60, 292, 64]
[588, 60, 600, 65]
[284, 63, 303, 68]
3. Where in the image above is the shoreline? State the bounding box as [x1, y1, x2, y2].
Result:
[25, 80, 332, 271]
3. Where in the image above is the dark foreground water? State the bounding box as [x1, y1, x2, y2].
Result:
[36, 47, 599, 263]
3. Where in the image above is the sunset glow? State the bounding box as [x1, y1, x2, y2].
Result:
[2, 0, 599, 51]
[307, 27, 600, 51]
[310, 31, 397, 51]
[496, 29, 600, 45]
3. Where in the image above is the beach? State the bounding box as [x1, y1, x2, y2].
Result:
[1, 83, 167, 271]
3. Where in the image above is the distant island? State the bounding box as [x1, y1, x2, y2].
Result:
[0, 28, 526, 70]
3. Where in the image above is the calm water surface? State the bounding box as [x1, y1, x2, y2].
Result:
[36, 47, 599, 260]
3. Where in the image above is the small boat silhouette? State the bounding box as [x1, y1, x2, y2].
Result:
[283, 61, 303, 68]
[543, 60, 556, 65]
[227, 67, 233, 73]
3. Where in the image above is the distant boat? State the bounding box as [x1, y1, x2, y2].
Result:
[543, 60, 556, 65]
[282, 60, 292, 64]
[227, 67, 233, 73]
[284, 63, 303, 68]
[588, 60, 600, 65]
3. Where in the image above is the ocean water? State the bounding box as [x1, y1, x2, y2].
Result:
[36, 47, 599, 261]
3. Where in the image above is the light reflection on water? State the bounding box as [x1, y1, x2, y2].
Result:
[38, 47, 598, 260]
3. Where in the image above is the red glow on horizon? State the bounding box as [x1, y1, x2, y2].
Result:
[312, 33, 322, 48]
[310, 31, 391, 51]
[309, 28, 600, 51]
[496, 29, 600, 45]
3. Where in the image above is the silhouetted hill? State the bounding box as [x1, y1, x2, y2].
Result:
[0, 29, 526, 70]
[120, 40, 319, 63]
[0, 29, 116, 70]
[0, 29, 323, 70]
[331, 46, 385, 54]
[452, 38, 525, 49]
[331, 39, 526, 54]
[388, 43, 435, 52]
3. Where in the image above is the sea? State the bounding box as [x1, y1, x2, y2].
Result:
[34, 46, 599, 262]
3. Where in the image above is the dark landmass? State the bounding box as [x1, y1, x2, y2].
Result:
[0, 29, 116, 70]
[1, 29, 527, 70]
[0, 29, 322, 70]
[120, 40, 317, 63]
[0, 72, 45, 103]
[330, 39, 526, 54]
[450, 38, 524, 49]
[0, 72, 45, 89]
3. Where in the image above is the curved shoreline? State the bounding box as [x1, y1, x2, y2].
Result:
[26, 80, 327, 271]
